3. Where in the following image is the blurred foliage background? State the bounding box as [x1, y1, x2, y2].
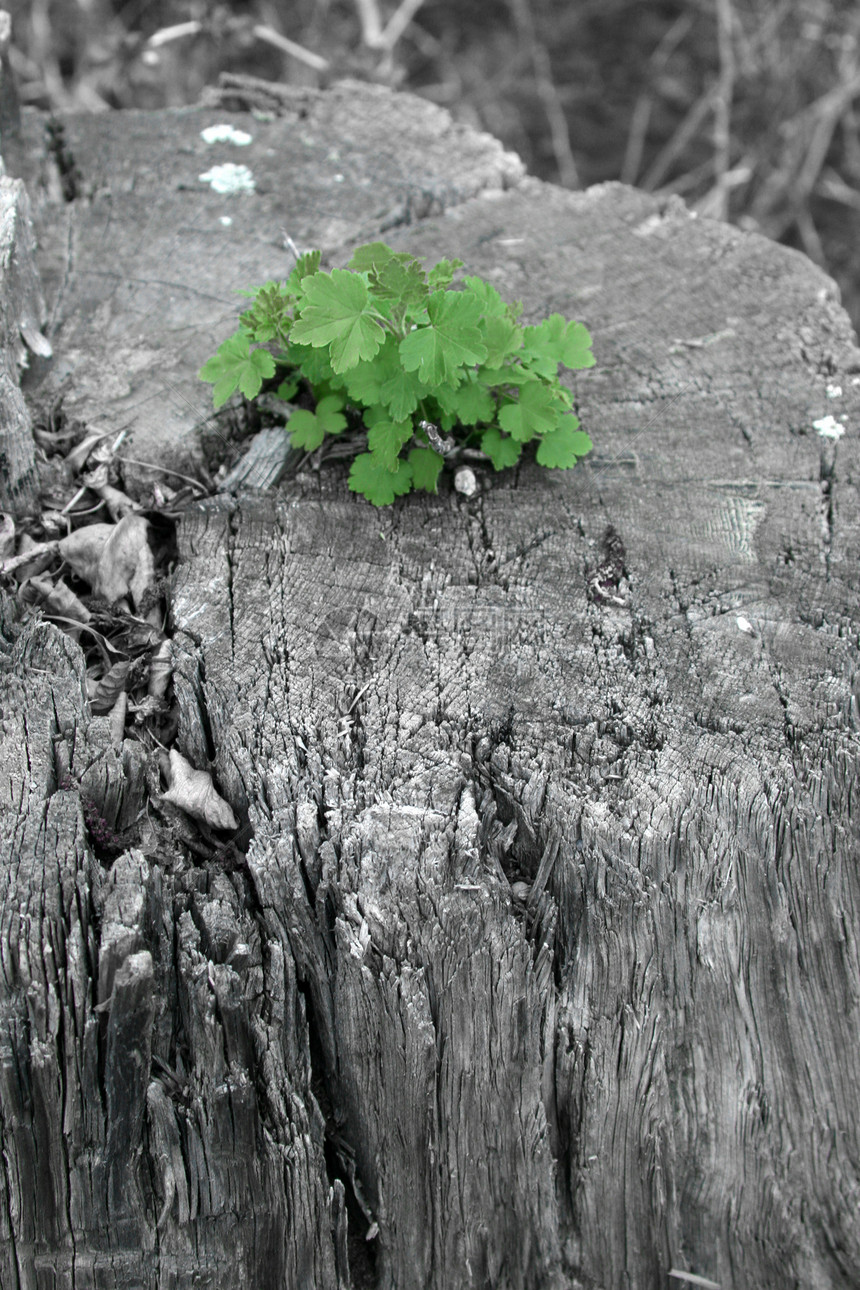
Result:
[5, 0, 860, 334]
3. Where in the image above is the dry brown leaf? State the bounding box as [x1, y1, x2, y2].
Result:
[108, 690, 127, 749]
[40, 511, 71, 537]
[65, 431, 111, 475]
[148, 639, 172, 700]
[98, 514, 155, 606]
[58, 522, 113, 587]
[59, 514, 155, 609]
[88, 659, 132, 714]
[27, 575, 91, 638]
[160, 749, 238, 831]
[81, 463, 138, 520]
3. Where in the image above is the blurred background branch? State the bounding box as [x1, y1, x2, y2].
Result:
[3, 0, 860, 332]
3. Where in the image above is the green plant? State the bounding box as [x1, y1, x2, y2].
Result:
[199, 241, 595, 505]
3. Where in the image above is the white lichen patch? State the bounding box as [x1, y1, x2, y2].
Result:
[200, 123, 252, 146]
[826, 383, 843, 399]
[813, 414, 846, 440]
[219, 215, 233, 226]
[199, 163, 255, 195]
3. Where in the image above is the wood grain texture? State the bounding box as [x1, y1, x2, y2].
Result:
[0, 175, 46, 513]
[1, 84, 859, 1290]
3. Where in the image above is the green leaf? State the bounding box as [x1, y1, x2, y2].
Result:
[379, 366, 426, 420]
[285, 340, 335, 384]
[348, 453, 413, 506]
[522, 315, 595, 376]
[287, 408, 326, 451]
[407, 446, 444, 493]
[460, 276, 510, 318]
[315, 395, 348, 435]
[481, 426, 523, 471]
[448, 378, 495, 425]
[498, 382, 561, 441]
[286, 395, 347, 451]
[374, 259, 428, 311]
[367, 418, 413, 469]
[291, 270, 386, 373]
[239, 281, 296, 344]
[535, 418, 593, 468]
[338, 337, 425, 417]
[276, 376, 299, 401]
[427, 257, 464, 290]
[199, 334, 276, 408]
[286, 249, 321, 294]
[477, 364, 536, 389]
[479, 315, 524, 368]
[399, 291, 487, 387]
[340, 353, 391, 406]
[348, 242, 402, 274]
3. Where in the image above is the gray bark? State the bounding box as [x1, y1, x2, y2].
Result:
[1, 79, 859, 1290]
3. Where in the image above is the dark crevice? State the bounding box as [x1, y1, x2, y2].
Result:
[190, 655, 217, 765]
[44, 117, 81, 202]
[819, 441, 836, 580]
[298, 978, 378, 1289]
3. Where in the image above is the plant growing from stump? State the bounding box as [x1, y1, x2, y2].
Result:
[199, 241, 595, 505]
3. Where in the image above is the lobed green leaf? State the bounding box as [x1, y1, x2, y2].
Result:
[291, 270, 386, 373]
[481, 426, 523, 471]
[407, 446, 445, 493]
[348, 452, 413, 506]
[498, 382, 561, 441]
[198, 333, 276, 408]
[367, 417, 414, 469]
[522, 314, 595, 376]
[534, 418, 593, 467]
[399, 290, 487, 386]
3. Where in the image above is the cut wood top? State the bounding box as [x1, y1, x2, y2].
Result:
[3, 78, 860, 1290]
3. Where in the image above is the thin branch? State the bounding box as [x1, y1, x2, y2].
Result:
[794, 203, 826, 266]
[711, 0, 735, 220]
[353, 0, 384, 48]
[146, 21, 202, 49]
[145, 17, 329, 73]
[621, 11, 693, 186]
[507, 0, 579, 188]
[252, 25, 329, 73]
[817, 166, 860, 210]
[640, 81, 720, 192]
[380, 0, 428, 52]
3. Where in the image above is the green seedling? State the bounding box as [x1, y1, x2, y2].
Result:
[199, 241, 595, 505]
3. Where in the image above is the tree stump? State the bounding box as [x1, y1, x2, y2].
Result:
[1, 78, 859, 1290]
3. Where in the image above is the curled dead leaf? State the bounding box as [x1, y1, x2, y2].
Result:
[160, 749, 238, 831]
[108, 690, 127, 749]
[148, 639, 172, 700]
[59, 513, 155, 609]
[27, 575, 91, 638]
[88, 659, 132, 714]
[57, 521, 112, 587]
[41, 511, 71, 537]
[20, 322, 52, 359]
[81, 463, 137, 520]
[66, 432, 111, 475]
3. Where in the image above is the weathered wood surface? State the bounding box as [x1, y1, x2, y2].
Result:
[0, 173, 49, 513]
[2, 79, 860, 1290]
